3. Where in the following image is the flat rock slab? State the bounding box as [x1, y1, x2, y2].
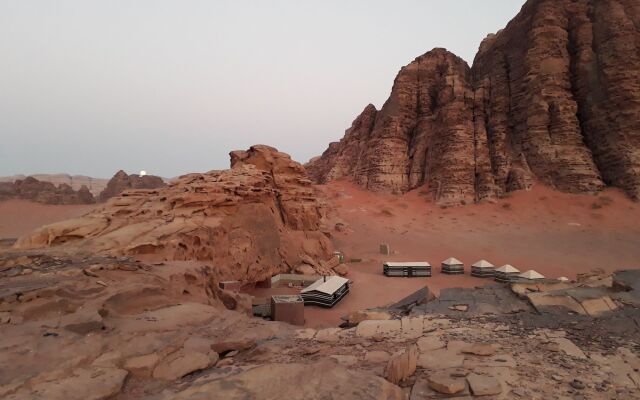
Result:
[549, 338, 587, 359]
[160, 361, 405, 400]
[11, 367, 128, 400]
[417, 335, 445, 352]
[356, 319, 402, 338]
[418, 349, 465, 369]
[153, 350, 211, 381]
[427, 372, 467, 395]
[466, 373, 502, 396]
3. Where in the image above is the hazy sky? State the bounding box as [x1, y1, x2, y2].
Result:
[0, 0, 524, 178]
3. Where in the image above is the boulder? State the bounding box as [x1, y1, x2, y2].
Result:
[385, 345, 418, 384]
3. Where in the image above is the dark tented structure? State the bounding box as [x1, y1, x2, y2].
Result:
[441, 257, 465, 275]
[300, 276, 350, 308]
[383, 262, 432, 277]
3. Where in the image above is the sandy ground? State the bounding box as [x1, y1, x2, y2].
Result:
[0, 200, 95, 239]
[2, 184, 639, 329]
[289, 181, 640, 328]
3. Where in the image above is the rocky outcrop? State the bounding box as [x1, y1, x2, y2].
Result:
[14, 145, 336, 283]
[0, 174, 108, 196]
[98, 170, 166, 202]
[0, 177, 95, 204]
[309, 0, 640, 204]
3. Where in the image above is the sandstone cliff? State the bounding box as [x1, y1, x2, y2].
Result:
[0, 177, 95, 205]
[309, 0, 640, 204]
[0, 174, 108, 196]
[14, 146, 336, 283]
[98, 170, 167, 202]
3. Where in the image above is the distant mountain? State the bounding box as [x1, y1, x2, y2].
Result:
[308, 0, 640, 205]
[0, 174, 108, 196]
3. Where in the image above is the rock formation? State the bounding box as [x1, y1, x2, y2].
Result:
[0, 174, 108, 196]
[14, 145, 336, 283]
[98, 170, 166, 202]
[0, 177, 95, 204]
[309, 0, 640, 204]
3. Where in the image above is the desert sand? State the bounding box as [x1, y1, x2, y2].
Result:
[248, 180, 640, 328]
[0, 200, 95, 239]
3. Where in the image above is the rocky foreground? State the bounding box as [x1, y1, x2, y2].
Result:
[0, 243, 639, 399]
[308, 0, 640, 205]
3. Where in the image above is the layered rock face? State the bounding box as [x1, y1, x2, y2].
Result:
[14, 145, 335, 283]
[0, 177, 95, 204]
[309, 0, 640, 204]
[0, 174, 108, 196]
[98, 170, 166, 202]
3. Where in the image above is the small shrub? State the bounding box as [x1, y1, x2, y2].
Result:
[591, 202, 603, 209]
[380, 207, 394, 216]
[502, 203, 512, 210]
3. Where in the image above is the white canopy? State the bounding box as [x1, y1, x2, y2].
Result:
[472, 259, 494, 269]
[558, 276, 570, 282]
[519, 270, 545, 280]
[495, 264, 520, 273]
[301, 276, 349, 295]
[442, 257, 463, 266]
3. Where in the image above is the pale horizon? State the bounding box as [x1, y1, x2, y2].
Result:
[0, 0, 525, 178]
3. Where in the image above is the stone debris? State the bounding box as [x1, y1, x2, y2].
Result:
[384, 345, 418, 384]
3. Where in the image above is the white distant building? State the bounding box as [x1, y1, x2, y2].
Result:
[519, 270, 545, 280]
[383, 261, 431, 277]
[494, 264, 520, 282]
[300, 276, 350, 308]
[441, 257, 465, 275]
[471, 259, 495, 278]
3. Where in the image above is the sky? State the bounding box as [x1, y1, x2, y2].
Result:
[0, 0, 524, 178]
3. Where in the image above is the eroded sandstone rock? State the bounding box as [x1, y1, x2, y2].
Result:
[13, 146, 337, 283]
[309, 0, 640, 204]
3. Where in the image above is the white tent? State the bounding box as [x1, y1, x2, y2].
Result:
[471, 259, 496, 278]
[442, 257, 464, 266]
[472, 260, 494, 269]
[495, 264, 520, 274]
[519, 270, 545, 280]
[558, 276, 570, 282]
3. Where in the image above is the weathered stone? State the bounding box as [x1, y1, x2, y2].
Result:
[159, 361, 404, 400]
[401, 317, 424, 338]
[550, 338, 587, 360]
[385, 345, 418, 384]
[466, 373, 502, 396]
[416, 335, 445, 353]
[28, 367, 128, 400]
[330, 354, 359, 367]
[356, 319, 402, 338]
[427, 372, 466, 395]
[315, 328, 343, 343]
[211, 339, 256, 354]
[418, 349, 465, 369]
[365, 350, 391, 364]
[124, 352, 161, 378]
[152, 351, 211, 381]
[462, 343, 498, 356]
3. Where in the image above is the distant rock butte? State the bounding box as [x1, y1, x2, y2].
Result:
[0, 174, 108, 196]
[98, 170, 166, 202]
[0, 176, 95, 205]
[308, 0, 640, 205]
[14, 145, 337, 283]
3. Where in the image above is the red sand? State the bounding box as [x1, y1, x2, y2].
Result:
[295, 182, 640, 328]
[0, 200, 95, 238]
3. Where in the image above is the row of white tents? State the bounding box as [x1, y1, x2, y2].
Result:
[385, 258, 569, 283]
